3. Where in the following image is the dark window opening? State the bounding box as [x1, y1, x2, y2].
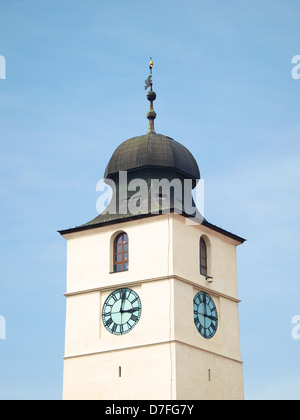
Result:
[114, 233, 129, 272]
[200, 237, 207, 276]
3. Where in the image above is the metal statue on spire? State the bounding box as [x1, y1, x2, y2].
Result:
[145, 57, 156, 133]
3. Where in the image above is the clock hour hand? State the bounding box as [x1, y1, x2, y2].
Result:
[204, 314, 217, 321]
[120, 307, 140, 314]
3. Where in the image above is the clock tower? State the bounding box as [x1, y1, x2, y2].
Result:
[59, 62, 245, 400]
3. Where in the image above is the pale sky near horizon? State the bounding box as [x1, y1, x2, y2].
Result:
[1, 0, 300, 400]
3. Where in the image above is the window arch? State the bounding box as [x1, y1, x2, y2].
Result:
[113, 232, 129, 272]
[200, 236, 208, 276]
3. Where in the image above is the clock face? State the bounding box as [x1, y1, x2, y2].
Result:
[102, 288, 142, 335]
[193, 291, 218, 339]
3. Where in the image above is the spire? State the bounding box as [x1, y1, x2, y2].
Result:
[144, 57, 156, 134]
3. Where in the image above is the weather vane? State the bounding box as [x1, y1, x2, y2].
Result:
[144, 57, 153, 91]
[144, 57, 156, 133]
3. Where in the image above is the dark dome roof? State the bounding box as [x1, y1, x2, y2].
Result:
[104, 133, 200, 180]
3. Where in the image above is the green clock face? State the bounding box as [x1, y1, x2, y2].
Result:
[102, 288, 142, 335]
[193, 291, 218, 339]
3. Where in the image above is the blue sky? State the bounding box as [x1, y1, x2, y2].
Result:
[0, 0, 300, 400]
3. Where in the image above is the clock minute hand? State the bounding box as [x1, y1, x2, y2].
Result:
[120, 291, 126, 313]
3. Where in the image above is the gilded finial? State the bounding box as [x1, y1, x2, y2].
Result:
[149, 58, 153, 72]
[145, 57, 156, 134]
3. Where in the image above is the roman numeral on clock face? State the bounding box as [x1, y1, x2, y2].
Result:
[105, 317, 113, 327]
[130, 314, 139, 322]
[131, 296, 139, 304]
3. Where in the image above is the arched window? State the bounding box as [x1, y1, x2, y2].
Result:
[114, 232, 129, 272]
[200, 237, 207, 276]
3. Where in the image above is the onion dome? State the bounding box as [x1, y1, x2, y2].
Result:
[104, 133, 200, 181]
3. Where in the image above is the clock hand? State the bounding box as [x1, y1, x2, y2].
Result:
[121, 291, 126, 308]
[121, 307, 140, 314]
[111, 307, 139, 316]
[205, 314, 217, 321]
[120, 290, 126, 316]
